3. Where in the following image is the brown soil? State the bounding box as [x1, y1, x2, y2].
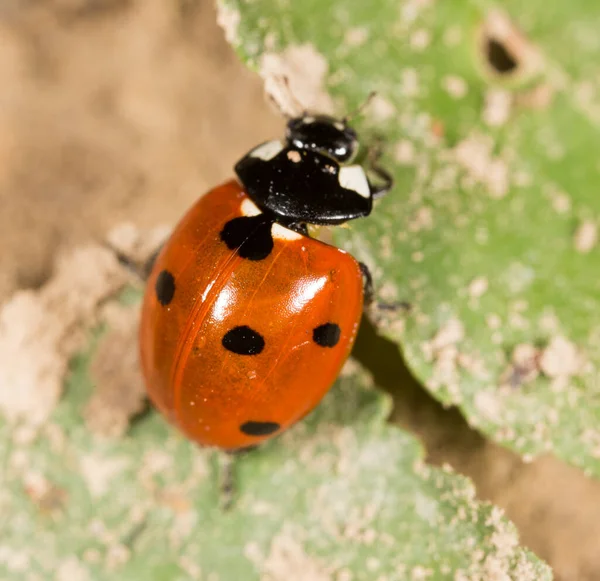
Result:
[2, 1, 599, 579]
[0, 0, 279, 297]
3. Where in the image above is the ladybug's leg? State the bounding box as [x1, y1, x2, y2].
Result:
[109, 241, 164, 281]
[218, 452, 236, 511]
[368, 166, 393, 200]
[218, 445, 258, 511]
[359, 262, 376, 308]
[359, 262, 411, 314]
[366, 139, 394, 200]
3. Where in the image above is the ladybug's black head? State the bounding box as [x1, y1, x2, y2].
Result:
[285, 114, 358, 163]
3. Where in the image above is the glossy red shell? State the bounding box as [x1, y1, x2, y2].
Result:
[139, 180, 363, 450]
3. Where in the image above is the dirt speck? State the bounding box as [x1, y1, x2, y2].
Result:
[262, 529, 331, 581]
[178, 556, 202, 579]
[468, 277, 489, 299]
[546, 186, 571, 214]
[57, 557, 90, 581]
[539, 336, 582, 378]
[105, 544, 131, 570]
[244, 540, 264, 566]
[80, 454, 129, 498]
[394, 140, 416, 165]
[344, 26, 369, 47]
[410, 565, 433, 580]
[411, 250, 424, 263]
[454, 134, 508, 199]
[431, 318, 465, 351]
[410, 29, 431, 51]
[22, 469, 54, 508]
[456, 352, 488, 380]
[287, 150, 302, 163]
[424, 319, 466, 398]
[482, 89, 512, 127]
[573, 220, 598, 253]
[486, 314, 502, 330]
[408, 207, 434, 232]
[26, 480, 67, 515]
[516, 83, 555, 110]
[474, 390, 502, 423]
[138, 449, 174, 487]
[581, 429, 600, 459]
[400, 68, 420, 98]
[442, 75, 468, 99]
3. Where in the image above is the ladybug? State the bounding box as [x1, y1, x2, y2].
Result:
[139, 112, 392, 451]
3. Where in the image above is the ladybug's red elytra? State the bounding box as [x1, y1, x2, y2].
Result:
[139, 113, 393, 451]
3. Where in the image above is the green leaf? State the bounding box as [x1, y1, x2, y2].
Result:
[0, 340, 549, 580]
[220, 0, 600, 476]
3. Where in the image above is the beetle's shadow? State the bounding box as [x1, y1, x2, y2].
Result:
[352, 315, 485, 465]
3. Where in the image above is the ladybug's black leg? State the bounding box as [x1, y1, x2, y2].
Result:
[359, 262, 411, 314]
[359, 262, 376, 308]
[368, 165, 394, 200]
[219, 452, 236, 511]
[366, 139, 394, 200]
[218, 445, 258, 511]
[110, 242, 164, 282]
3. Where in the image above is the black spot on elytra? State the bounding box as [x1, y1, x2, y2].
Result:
[155, 270, 175, 306]
[313, 323, 341, 347]
[222, 325, 265, 355]
[220, 215, 274, 261]
[240, 421, 280, 436]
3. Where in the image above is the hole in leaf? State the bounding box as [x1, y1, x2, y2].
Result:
[486, 37, 518, 75]
[478, 10, 541, 81]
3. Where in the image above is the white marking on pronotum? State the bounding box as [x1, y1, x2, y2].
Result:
[241, 199, 302, 240]
[338, 165, 370, 199]
[302, 116, 316, 124]
[249, 140, 284, 161]
[272, 223, 303, 240]
[240, 199, 262, 216]
[333, 121, 345, 131]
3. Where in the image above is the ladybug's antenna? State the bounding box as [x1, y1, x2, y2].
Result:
[343, 91, 377, 124]
[264, 74, 306, 119]
[282, 76, 306, 115]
